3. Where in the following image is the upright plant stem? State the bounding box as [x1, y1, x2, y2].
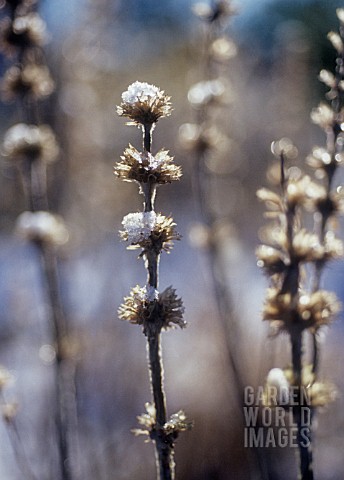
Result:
[41, 245, 71, 480]
[291, 333, 313, 480]
[147, 334, 174, 480]
[281, 158, 313, 480]
[142, 123, 173, 480]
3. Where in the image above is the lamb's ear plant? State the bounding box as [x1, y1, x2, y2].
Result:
[257, 9, 344, 480]
[0, 1, 77, 479]
[116, 81, 192, 480]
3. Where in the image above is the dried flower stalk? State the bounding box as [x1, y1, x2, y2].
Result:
[0, 1, 77, 479]
[181, 2, 263, 475]
[117, 81, 191, 480]
[257, 10, 344, 479]
[180, 0, 246, 396]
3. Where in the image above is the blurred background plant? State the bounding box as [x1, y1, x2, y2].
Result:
[0, 0, 344, 479]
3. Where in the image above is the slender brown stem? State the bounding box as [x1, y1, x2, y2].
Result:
[142, 181, 157, 212]
[40, 244, 74, 480]
[143, 124, 153, 152]
[140, 120, 175, 479]
[147, 334, 174, 480]
[7, 2, 78, 475]
[291, 333, 313, 480]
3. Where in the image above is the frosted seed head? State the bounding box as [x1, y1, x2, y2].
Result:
[16, 211, 69, 246]
[117, 81, 172, 125]
[2, 123, 59, 163]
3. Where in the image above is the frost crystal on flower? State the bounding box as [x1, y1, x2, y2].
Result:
[145, 285, 159, 302]
[117, 81, 172, 125]
[121, 212, 157, 245]
[2, 123, 59, 163]
[120, 212, 180, 253]
[115, 144, 182, 184]
[16, 211, 69, 246]
[122, 82, 160, 104]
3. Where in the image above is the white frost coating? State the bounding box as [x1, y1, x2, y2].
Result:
[266, 368, 290, 404]
[132, 151, 164, 170]
[134, 285, 159, 303]
[121, 81, 160, 104]
[145, 285, 159, 302]
[148, 152, 164, 169]
[122, 211, 157, 244]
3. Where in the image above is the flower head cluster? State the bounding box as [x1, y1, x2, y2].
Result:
[257, 174, 329, 213]
[2, 123, 59, 163]
[0, 2, 58, 172]
[0, 13, 46, 55]
[117, 81, 191, 459]
[120, 211, 180, 253]
[16, 211, 69, 246]
[264, 365, 337, 408]
[263, 287, 340, 334]
[133, 403, 193, 441]
[117, 81, 172, 126]
[307, 146, 343, 171]
[118, 285, 185, 333]
[256, 14, 343, 479]
[1, 64, 55, 101]
[115, 144, 181, 184]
